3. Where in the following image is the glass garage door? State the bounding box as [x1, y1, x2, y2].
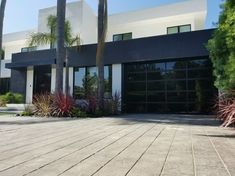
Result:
[123, 58, 216, 113]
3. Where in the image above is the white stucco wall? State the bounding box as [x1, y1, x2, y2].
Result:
[1, 30, 35, 79]
[50, 66, 74, 95]
[37, 0, 97, 49]
[3, 30, 35, 60]
[51, 66, 56, 93]
[106, 0, 207, 41]
[26, 67, 34, 103]
[36, 0, 207, 46]
[69, 67, 74, 95]
[0, 60, 11, 78]
[112, 64, 122, 96]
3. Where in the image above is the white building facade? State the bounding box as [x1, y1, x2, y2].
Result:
[3, 0, 217, 113]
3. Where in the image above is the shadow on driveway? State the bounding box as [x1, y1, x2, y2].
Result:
[111, 114, 221, 127]
[0, 114, 222, 127]
[0, 117, 89, 126]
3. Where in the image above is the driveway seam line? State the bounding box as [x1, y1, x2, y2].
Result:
[90, 125, 157, 176]
[0, 121, 114, 161]
[0, 120, 112, 149]
[159, 127, 177, 176]
[190, 128, 197, 176]
[125, 126, 166, 176]
[57, 124, 144, 176]
[0, 124, 117, 172]
[205, 129, 232, 176]
[22, 125, 130, 176]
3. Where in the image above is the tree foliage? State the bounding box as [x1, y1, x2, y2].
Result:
[207, 0, 235, 90]
[28, 15, 80, 48]
[28, 15, 81, 95]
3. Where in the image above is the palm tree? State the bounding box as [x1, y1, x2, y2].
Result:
[96, 0, 108, 111]
[55, 0, 66, 93]
[28, 15, 81, 95]
[0, 0, 7, 59]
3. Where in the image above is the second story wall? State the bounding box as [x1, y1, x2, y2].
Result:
[1, 0, 208, 71]
[37, 0, 97, 50]
[3, 30, 35, 60]
[106, 0, 207, 42]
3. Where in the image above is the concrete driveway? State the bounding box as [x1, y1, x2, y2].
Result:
[0, 114, 234, 176]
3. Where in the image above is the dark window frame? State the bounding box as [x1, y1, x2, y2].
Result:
[21, 46, 37, 53]
[73, 65, 113, 99]
[167, 24, 191, 34]
[113, 32, 132, 42]
[123, 57, 216, 113]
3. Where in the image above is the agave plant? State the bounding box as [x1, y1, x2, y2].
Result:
[52, 92, 74, 117]
[33, 93, 53, 117]
[215, 91, 235, 127]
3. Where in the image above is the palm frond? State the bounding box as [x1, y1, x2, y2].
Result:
[28, 15, 81, 49]
[28, 32, 55, 47]
[47, 15, 56, 32]
[65, 21, 73, 45]
[67, 35, 81, 49]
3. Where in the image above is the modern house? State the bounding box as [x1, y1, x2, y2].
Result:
[1, 0, 216, 113]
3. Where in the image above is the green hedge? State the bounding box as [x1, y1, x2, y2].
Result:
[0, 92, 24, 106]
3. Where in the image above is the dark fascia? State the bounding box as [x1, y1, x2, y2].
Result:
[6, 29, 215, 69]
[69, 29, 214, 67]
[6, 49, 56, 69]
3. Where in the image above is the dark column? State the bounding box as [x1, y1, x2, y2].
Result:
[10, 69, 27, 103]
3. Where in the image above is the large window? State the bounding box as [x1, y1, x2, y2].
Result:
[124, 58, 216, 113]
[113, 33, 132, 42]
[74, 66, 112, 99]
[0, 78, 10, 94]
[167, 24, 191, 34]
[33, 66, 51, 94]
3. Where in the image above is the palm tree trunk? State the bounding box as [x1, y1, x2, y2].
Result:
[96, 0, 108, 111]
[0, 0, 6, 58]
[65, 49, 70, 95]
[55, 0, 66, 93]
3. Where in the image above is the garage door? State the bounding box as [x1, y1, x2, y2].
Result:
[123, 58, 216, 113]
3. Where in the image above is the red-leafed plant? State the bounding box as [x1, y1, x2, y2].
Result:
[52, 92, 74, 117]
[215, 91, 235, 127]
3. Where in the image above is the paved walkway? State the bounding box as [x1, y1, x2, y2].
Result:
[0, 114, 234, 176]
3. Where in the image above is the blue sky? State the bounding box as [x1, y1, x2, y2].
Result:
[4, 0, 223, 34]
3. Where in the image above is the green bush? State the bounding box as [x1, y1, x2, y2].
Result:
[0, 92, 23, 106]
[21, 105, 34, 116]
[104, 92, 121, 115]
[71, 107, 87, 118]
[0, 98, 7, 107]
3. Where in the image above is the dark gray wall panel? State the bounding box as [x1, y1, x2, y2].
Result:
[10, 69, 27, 102]
[6, 49, 56, 69]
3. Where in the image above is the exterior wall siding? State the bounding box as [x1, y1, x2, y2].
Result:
[10, 69, 27, 102]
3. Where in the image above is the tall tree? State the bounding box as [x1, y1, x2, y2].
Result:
[55, 0, 66, 93]
[28, 15, 80, 95]
[0, 0, 7, 59]
[207, 0, 235, 90]
[96, 0, 108, 111]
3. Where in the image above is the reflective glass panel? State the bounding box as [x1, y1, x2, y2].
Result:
[179, 25, 191, 33]
[167, 27, 178, 34]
